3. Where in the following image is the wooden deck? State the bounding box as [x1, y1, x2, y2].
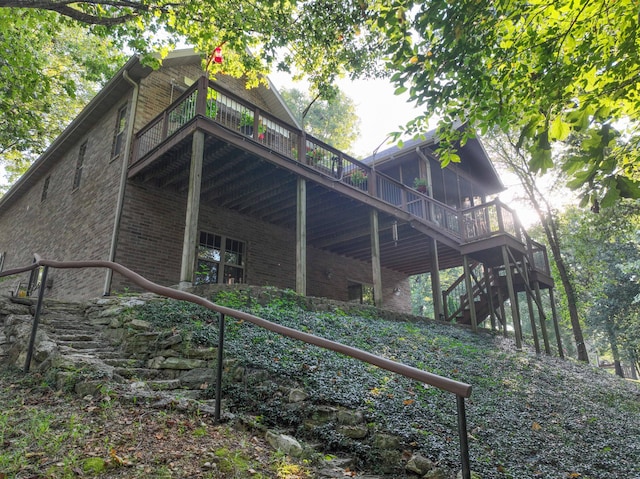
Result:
[128, 76, 551, 282]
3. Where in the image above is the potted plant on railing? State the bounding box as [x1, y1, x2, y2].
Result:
[350, 168, 367, 187]
[257, 122, 267, 141]
[239, 110, 254, 135]
[413, 177, 428, 193]
[306, 148, 324, 165]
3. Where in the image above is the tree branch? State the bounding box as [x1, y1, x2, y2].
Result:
[0, 0, 149, 25]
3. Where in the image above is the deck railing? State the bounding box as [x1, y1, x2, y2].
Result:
[130, 77, 468, 242]
[0, 255, 473, 479]
[129, 75, 550, 271]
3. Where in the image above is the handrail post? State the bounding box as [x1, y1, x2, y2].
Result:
[214, 313, 225, 423]
[24, 265, 48, 373]
[196, 76, 208, 116]
[457, 394, 471, 479]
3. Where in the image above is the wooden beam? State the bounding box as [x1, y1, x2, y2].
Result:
[463, 255, 478, 331]
[501, 245, 523, 349]
[522, 260, 541, 354]
[370, 209, 383, 308]
[180, 130, 205, 285]
[296, 177, 307, 295]
[431, 239, 443, 320]
[487, 267, 498, 331]
[549, 287, 565, 359]
[534, 280, 552, 355]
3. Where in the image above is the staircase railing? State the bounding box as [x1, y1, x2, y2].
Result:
[0, 254, 473, 479]
[442, 261, 483, 323]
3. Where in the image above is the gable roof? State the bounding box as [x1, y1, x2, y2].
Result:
[363, 125, 505, 194]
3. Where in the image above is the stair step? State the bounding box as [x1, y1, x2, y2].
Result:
[53, 334, 96, 342]
[57, 340, 106, 350]
[115, 367, 170, 380]
[58, 346, 117, 356]
[103, 358, 146, 368]
[145, 379, 182, 391]
[43, 321, 94, 331]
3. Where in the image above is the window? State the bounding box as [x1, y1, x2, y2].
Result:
[196, 231, 246, 285]
[111, 105, 127, 159]
[41, 175, 50, 202]
[73, 141, 87, 190]
[348, 281, 375, 305]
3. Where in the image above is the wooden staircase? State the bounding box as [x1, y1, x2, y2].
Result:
[443, 259, 532, 328]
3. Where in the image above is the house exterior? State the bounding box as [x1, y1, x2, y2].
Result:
[0, 49, 560, 353]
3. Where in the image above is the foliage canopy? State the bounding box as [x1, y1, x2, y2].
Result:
[2, 0, 640, 205]
[380, 0, 640, 206]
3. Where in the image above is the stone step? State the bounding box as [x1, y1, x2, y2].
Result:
[93, 350, 127, 360]
[58, 346, 119, 356]
[115, 367, 172, 380]
[52, 334, 96, 342]
[102, 358, 146, 368]
[42, 321, 95, 332]
[57, 340, 108, 350]
[146, 379, 182, 391]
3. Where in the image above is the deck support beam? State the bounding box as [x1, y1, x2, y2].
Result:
[179, 130, 204, 286]
[549, 288, 565, 358]
[534, 280, 552, 355]
[370, 209, 383, 308]
[501, 245, 523, 349]
[430, 238, 443, 320]
[484, 266, 498, 331]
[463, 255, 478, 331]
[522, 259, 541, 354]
[296, 177, 307, 296]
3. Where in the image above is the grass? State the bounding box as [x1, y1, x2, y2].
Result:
[134, 290, 640, 478]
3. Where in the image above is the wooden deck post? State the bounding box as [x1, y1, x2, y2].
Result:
[430, 238, 443, 320]
[522, 260, 541, 354]
[549, 287, 565, 359]
[180, 130, 205, 286]
[497, 284, 507, 337]
[501, 246, 523, 349]
[296, 177, 307, 296]
[370, 209, 383, 308]
[484, 266, 497, 331]
[463, 255, 478, 331]
[534, 280, 552, 355]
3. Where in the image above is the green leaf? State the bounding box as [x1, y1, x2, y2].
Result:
[616, 176, 640, 199]
[549, 116, 571, 141]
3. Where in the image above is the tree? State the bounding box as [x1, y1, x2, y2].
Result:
[1, 0, 382, 185]
[280, 88, 360, 153]
[484, 131, 590, 361]
[381, 0, 640, 207]
[0, 10, 125, 188]
[3, 0, 640, 204]
[556, 201, 640, 375]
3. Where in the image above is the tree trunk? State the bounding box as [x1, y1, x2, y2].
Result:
[546, 235, 589, 362]
[487, 133, 590, 362]
[606, 324, 624, 377]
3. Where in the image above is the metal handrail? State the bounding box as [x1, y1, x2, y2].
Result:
[0, 255, 473, 478]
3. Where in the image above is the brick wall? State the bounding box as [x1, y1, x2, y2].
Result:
[0, 96, 134, 300]
[114, 178, 411, 312]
